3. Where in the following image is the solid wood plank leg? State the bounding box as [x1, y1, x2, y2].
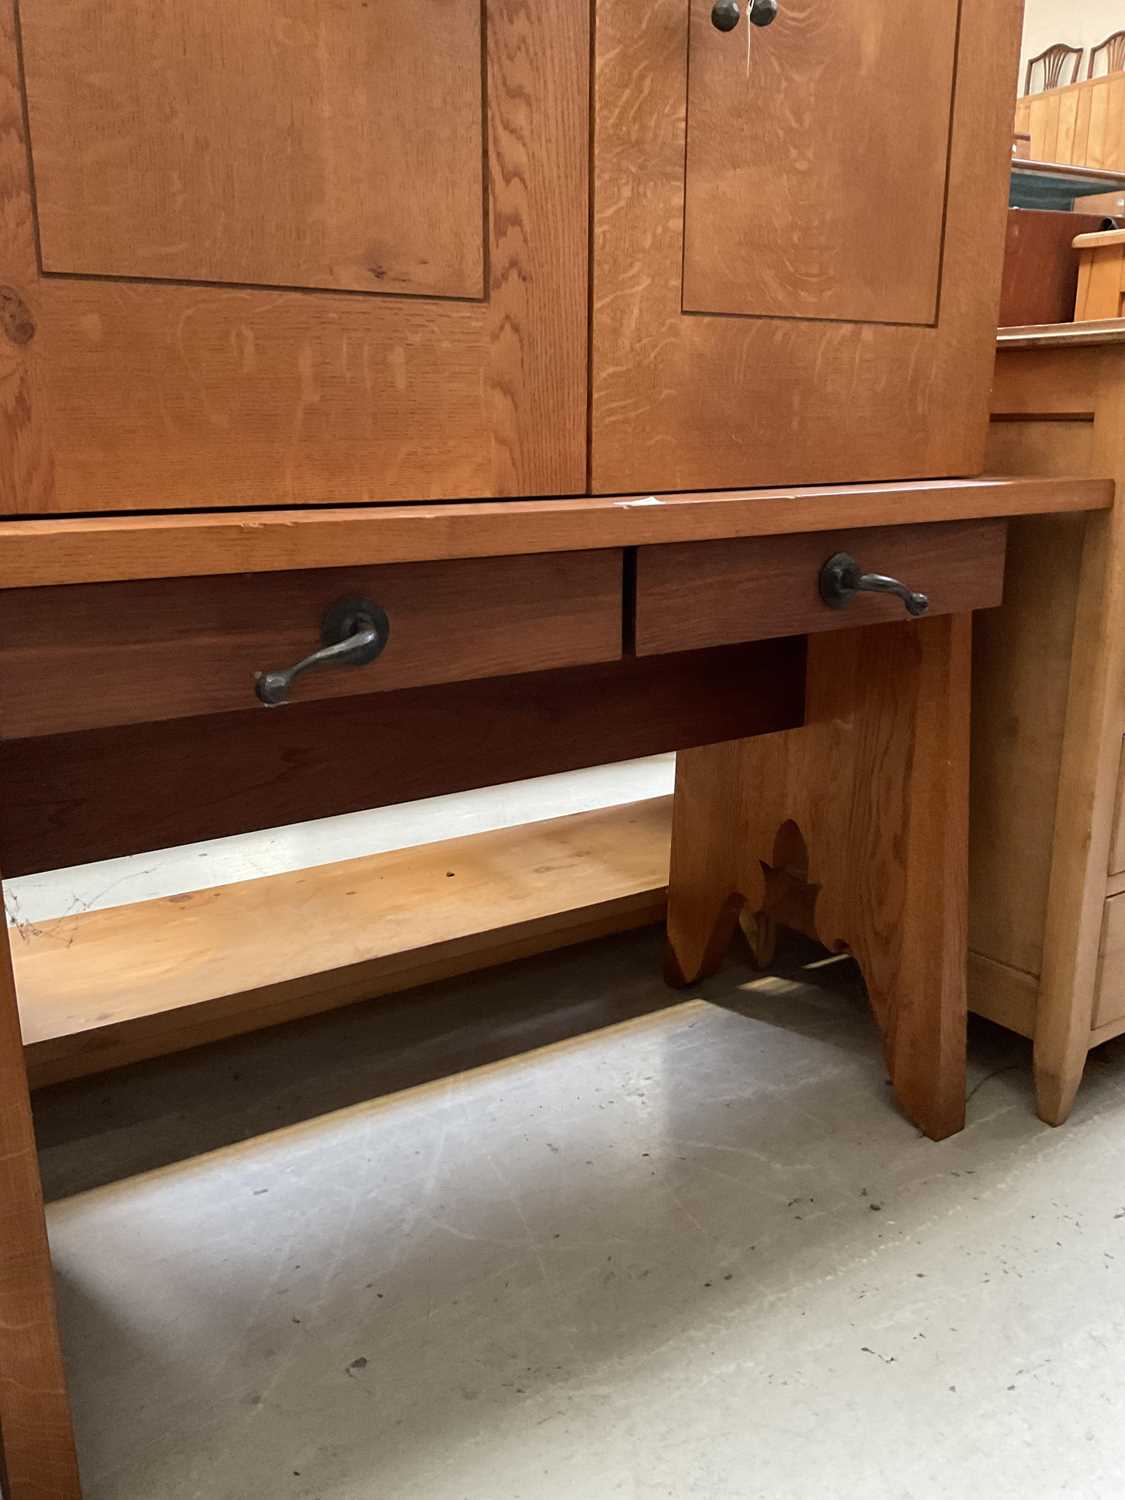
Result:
[1032, 506, 1125, 1126]
[665, 616, 972, 1140]
[0, 906, 81, 1499]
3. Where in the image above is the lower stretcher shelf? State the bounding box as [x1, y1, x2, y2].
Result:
[14, 799, 673, 1089]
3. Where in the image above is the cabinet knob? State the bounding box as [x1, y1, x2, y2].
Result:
[255, 596, 390, 706]
[818, 553, 930, 618]
[711, 0, 778, 32]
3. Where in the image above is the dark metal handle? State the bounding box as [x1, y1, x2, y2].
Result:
[712, 0, 778, 32]
[819, 553, 930, 618]
[255, 596, 390, 706]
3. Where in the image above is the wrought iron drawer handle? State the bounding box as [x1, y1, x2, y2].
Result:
[712, 0, 778, 33]
[255, 596, 390, 706]
[818, 553, 930, 619]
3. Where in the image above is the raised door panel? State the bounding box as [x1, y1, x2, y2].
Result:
[591, 0, 1023, 493]
[23, 0, 485, 299]
[0, 0, 587, 512]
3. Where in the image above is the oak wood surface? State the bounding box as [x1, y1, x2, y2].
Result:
[682, 0, 957, 325]
[0, 889, 81, 1498]
[0, 551, 623, 738]
[1075, 236, 1125, 322]
[980, 343, 1125, 1123]
[1111, 738, 1125, 874]
[967, 951, 1037, 1040]
[14, 799, 672, 1089]
[1015, 72, 1125, 169]
[0, 0, 588, 509]
[590, 0, 1022, 492]
[0, 639, 805, 877]
[1094, 892, 1125, 1030]
[970, 512, 1084, 975]
[635, 521, 1006, 655]
[664, 615, 973, 1141]
[22, 0, 485, 299]
[0, 476, 1107, 589]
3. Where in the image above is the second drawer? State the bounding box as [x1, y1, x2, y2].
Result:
[634, 520, 1007, 654]
[0, 551, 623, 738]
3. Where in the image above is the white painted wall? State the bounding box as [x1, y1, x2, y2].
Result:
[1020, 0, 1125, 92]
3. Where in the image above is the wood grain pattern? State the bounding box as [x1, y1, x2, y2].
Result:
[0, 0, 588, 509]
[970, 511, 1084, 975]
[0, 476, 1106, 589]
[1018, 73, 1125, 169]
[21, 0, 485, 298]
[15, 799, 672, 1088]
[683, 0, 957, 324]
[979, 343, 1125, 1123]
[1074, 233, 1125, 321]
[590, 0, 1023, 493]
[0, 639, 806, 877]
[967, 951, 1037, 1039]
[635, 520, 1006, 655]
[665, 615, 973, 1141]
[0, 550, 623, 737]
[0, 893, 81, 1498]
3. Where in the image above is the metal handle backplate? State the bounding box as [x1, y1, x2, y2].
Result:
[255, 596, 390, 706]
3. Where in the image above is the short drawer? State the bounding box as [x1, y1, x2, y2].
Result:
[634, 520, 1007, 655]
[0, 551, 623, 738]
[1095, 891, 1125, 1032]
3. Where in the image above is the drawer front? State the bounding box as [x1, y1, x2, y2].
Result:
[634, 521, 1007, 655]
[1095, 892, 1125, 1032]
[0, 551, 623, 738]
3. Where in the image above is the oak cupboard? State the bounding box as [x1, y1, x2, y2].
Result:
[2, 0, 1020, 512]
[2, 0, 591, 510]
[0, 3, 1064, 1496]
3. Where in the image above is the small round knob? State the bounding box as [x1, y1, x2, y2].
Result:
[711, 0, 741, 31]
[749, 0, 779, 24]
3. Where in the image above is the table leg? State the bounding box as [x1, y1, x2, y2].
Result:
[665, 614, 971, 1141]
[0, 905, 81, 1497]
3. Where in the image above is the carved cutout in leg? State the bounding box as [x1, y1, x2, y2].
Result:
[665, 615, 971, 1140]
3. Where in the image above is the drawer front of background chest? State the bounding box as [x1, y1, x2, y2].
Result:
[633, 520, 1008, 655]
[0, 551, 623, 738]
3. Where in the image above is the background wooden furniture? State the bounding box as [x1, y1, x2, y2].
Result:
[1000, 210, 1112, 325]
[1026, 43, 1085, 96]
[1090, 31, 1125, 78]
[972, 324, 1125, 1123]
[1014, 69, 1125, 172]
[1074, 227, 1125, 319]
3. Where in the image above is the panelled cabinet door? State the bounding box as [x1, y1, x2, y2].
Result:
[591, 0, 1023, 494]
[0, 0, 588, 513]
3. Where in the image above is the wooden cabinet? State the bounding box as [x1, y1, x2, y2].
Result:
[971, 326, 1125, 1123]
[590, 0, 1022, 493]
[1, 0, 589, 511]
[2, 0, 1021, 515]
